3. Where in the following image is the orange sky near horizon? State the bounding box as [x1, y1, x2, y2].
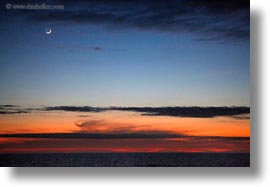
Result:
[0, 110, 250, 153]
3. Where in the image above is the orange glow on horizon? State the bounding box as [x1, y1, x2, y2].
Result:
[0, 137, 250, 153]
[0, 110, 250, 153]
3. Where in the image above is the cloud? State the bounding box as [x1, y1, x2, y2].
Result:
[230, 114, 250, 120]
[0, 111, 28, 114]
[0, 132, 182, 139]
[122, 106, 250, 118]
[1, 105, 250, 118]
[56, 45, 104, 52]
[0, 134, 250, 154]
[92, 46, 103, 51]
[74, 119, 179, 135]
[55, 45, 126, 52]
[77, 115, 90, 118]
[46, 106, 103, 112]
[75, 119, 106, 132]
[2, 0, 249, 42]
[0, 132, 249, 141]
[0, 105, 30, 114]
[46, 106, 250, 118]
[0, 105, 19, 108]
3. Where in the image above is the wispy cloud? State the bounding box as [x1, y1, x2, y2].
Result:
[56, 45, 104, 52]
[74, 119, 176, 134]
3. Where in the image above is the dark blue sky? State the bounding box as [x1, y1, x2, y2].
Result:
[0, 0, 250, 106]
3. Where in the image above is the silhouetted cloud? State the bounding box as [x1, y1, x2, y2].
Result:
[0, 105, 19, 108]
[0, 111, 28, 114]
[46, 106, 250, 118]
[0, 133, 249, 140]
[230, 114, 250, 120]
[1, 105, 250, 118]
[46, 106, 103, 112]
[2, 0, 249, 42]
[116, 106, 250, 118]
[0, 105, 30, 114]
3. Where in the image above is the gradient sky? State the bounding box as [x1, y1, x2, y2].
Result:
[0, 0, 250, 107]
[0, 1, 250, 154]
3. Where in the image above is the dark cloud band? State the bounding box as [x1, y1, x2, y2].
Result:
[46, 106, 250, 118]
[0, 105, 250, 118]
[0, 133, 249, 140]
[1, 0, 250, 42]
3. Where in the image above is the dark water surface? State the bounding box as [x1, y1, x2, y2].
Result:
[0, 153, 250, 167]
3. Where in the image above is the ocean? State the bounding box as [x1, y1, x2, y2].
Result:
[0, 152, 250, 167]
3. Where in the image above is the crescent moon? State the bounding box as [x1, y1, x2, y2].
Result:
[45, 28, 52, 35]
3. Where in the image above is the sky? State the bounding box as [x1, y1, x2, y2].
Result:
[0, 106, 250, 153]
[0, 1, 250, 154]
[0, 0, 250, 107]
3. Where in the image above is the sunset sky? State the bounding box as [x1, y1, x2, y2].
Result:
[0, 0, 250, 153]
